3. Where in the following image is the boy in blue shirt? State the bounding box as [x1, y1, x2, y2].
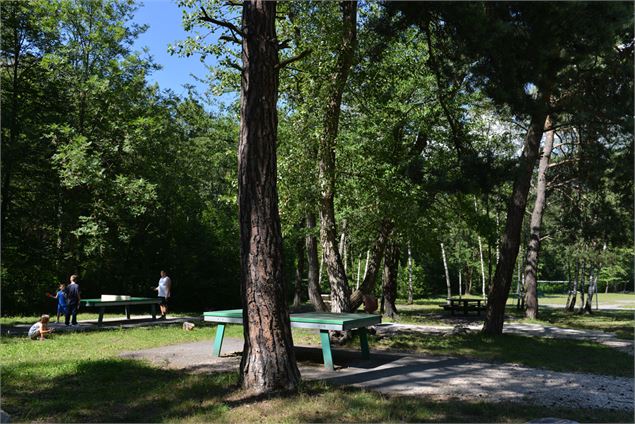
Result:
[46, 283, 67, 323]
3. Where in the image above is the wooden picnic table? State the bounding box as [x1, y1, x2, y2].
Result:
[203, 309, 381, 371]
[444, 297, 487, 316]
[80, 297, 162, 324]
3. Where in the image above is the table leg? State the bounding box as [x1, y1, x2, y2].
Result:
[212, 324, 226, 357]
[358, 328, 369, 359]
[463, 301, 468, 315]
[151, 304, 156, 320]
[319, 330, 334, 371]
[98, 307, 105, 325]
[125, 306, 130, 320]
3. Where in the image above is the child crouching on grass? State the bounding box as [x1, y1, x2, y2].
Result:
[28, 315, 54, 340]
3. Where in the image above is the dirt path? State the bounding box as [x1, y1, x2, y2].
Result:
[121, 338, 634, 412]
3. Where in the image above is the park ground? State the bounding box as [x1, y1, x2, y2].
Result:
[1, 294, 634, 423]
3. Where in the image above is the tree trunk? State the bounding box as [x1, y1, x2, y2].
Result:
[441, 242, 451, 301]
[305, 212, 327, 312]
[482, 107, 548, 335]
[318, 1, 357, 313]
[382, 240, 399, 318]
[583, 269, 596, 314]
[356, 253, 362, 289]
[567, 259, 579, 311]
[407, 241, 413, 304]
[478, 236, 486, 297]
[238, 0, 300, 393]
[523, 115, 555, 320]
[577, 261, 586, 314]
[349, 220, 393, 310]
[293, 236, 305, 308]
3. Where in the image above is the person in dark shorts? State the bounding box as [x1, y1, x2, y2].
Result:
[152, 270, 171, 319]
[64, 275, 81, 326]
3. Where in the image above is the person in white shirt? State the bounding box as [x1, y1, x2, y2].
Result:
[28, 315, 53, 340]
[153, 270, 171, 319]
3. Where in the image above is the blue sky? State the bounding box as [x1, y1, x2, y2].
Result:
[132, 0, 224, 107]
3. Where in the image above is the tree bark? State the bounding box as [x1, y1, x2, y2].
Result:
[238, 0, 300, 393]
[482, 107, 548, 335]
[441, 242, 451, 301]
[382, 240, 399, 318]
[523, 115, 555, 319]
[578, 260, 587, 314]
[305, 212, 327, 312]
[349, 220, 393, 310]
[292, 236, 305, 308]
[567, 259, 579, 311]
[318, 1, 357, 313]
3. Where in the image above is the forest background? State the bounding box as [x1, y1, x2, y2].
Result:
[2, 0, 633, 315]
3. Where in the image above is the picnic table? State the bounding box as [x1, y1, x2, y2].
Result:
[442, 297, 487, 316]
[204, 309, 381, 371]
[80, 297, 162, 324]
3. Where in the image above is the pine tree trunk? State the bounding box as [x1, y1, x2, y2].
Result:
[318, 1, 357, 313]
[238, 0, 300, 393]
[441, 243, 451, 301]
[407, 241, 414, 304]
[523, 115, 555, 320]
[482, 107, 548, 335]
[382, 240, 400, 319]
[306, 212, 327, 312]
[583, 269, 596, 314]
[349, 220, 393, 310]
[293, 236, 305, 308]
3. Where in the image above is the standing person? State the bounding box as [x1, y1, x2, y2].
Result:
[64, 275, 81, 326]
[153, 270, 171, 319]
[28, 315, 54, 340]
[46, 283, 67, 323]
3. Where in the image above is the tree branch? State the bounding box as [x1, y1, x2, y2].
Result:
[199, 6, 245, 38]
[220, 35, 241, 44]
[277, 49, 311, 69]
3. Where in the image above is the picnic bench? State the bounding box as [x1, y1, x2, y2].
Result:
[204, 309, 381, 371]
[440, 297, 486, 316]
[80, 297, 162, 324]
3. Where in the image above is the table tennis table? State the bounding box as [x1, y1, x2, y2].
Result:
[81, 297, 162, 324]
[204, 309, 381, 370]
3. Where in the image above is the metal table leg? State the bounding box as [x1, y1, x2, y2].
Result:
[358, 327, 369, 359]
[212, 324, 226, 357]
[319, 330, 334, 371]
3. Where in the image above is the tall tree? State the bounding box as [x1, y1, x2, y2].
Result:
[523, 115, 555, 319]
[232, 0, 300, 392]
[382, 239, 400, 318]
[318, 1, 357, 313]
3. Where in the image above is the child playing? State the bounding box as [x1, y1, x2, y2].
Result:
[28, 315, 54, 340]
[46, 283, 67, 323]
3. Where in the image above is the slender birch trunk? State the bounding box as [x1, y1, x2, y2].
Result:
[578, 261, 586, 314]
[441, 242, 451, 301]
[356, 253, 362, 289]
[567, 259, 579, 311]
[523, 115, 555, 319]
[363, 250, 370, 279]
[407, 241, 414, 304]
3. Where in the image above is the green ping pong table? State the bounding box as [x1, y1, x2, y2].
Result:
[204, 309, 381, 370]
[81, 297, 162, 324]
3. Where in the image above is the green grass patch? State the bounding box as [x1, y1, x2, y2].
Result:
[0, 311, 200, 326]
[2, 326, 631, 423]
[369, 331, 633, 377]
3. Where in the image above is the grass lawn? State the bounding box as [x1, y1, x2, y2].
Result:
[0, 311, 201, 326]
[2, 325, 632, 423]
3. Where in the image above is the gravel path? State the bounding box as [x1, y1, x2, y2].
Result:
[121, 338, 634, 412]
